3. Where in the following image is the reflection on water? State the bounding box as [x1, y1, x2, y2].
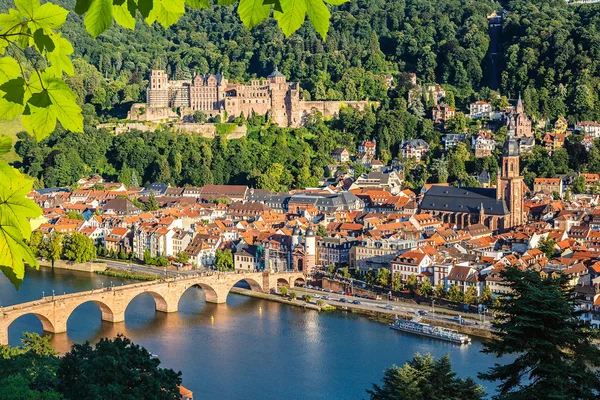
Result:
[2, 268, 504, 399]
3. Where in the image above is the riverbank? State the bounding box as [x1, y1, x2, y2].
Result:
[231, 288, 494, 339]
[94, 268, 159, 281]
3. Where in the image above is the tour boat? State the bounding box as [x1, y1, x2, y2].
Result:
[390, 318, 471, 345]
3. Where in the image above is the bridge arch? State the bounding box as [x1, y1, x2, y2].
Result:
[178, 282, 222, 305]
[293, 277, 306, 287]
[277, 278, 290, 288]
[7, 312, 55, 335]
[229, 277, 263, 293]
[67, 299, 117, 324]
[125, 289, 174, 314]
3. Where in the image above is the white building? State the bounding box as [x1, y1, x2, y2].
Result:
[469, 101, 492, 119]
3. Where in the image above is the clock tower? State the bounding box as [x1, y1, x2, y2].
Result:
[496, 133, 525, 228]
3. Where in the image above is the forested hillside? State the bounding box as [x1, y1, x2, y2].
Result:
[0, 0, 497, 114]
[7, 0, 600, 192]
[501, 0, 600, 122]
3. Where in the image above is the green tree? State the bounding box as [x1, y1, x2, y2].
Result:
[434, 281, 446, 298]
[57, 335, 181, 400]
[419, 277, 433, 297]
[316, 225, 327, 237]
[215, 249, 234, 272]
[28, 230, 45, 258]
[368, 353, 485, 400]
[176, 252, 189, 264]
[302, 294, 313, 303]
[143, 249, 154, 265]
[406, 274, 418, 293]
[392, 273, 403, 292]
[144, 192, 159, 211]
[365, 268, 377, 286]
[571, 175, 587, 194]
[480, 267, 600, 399]
[280, 286, 288, 297]
[62, 232, 96, 263]
[66, 211, 84, 220]
[464, 286, 478, 305]
[377, 268, 391, 287]
[537, 237, 556, 259]
[341, 266, 351, 279]
[46, 232, 63, 269]
[448, 285, 464, 303]
[480, 285, 493, 305]
[289, 291, 297, 301]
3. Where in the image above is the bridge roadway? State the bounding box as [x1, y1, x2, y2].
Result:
[0, 271, 306, 346]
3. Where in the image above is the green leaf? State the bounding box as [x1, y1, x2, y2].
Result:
[0, 57, 20, 85]
[33, 28, 55, 53]
[137, 0, 153, 18]
[186, 0, 210, 8]
[305, 0, 329, 39]
[146, 0, 185, 28]
[75, 0, 94, 14]
[46, 35, 75, 76]
[84, 0, 114, 38]
[0, 98, 25, 121]
[274, 0, 306, 37]
[238, 0, 270, 29]
[322, 0, 347, 4]
[18, 0, 68, 30]
[0, 165, 40, 240]
[218, 0, 237, 5]
[0, 77, 26, 105]
[46, 79, 83, 132]
[0, 161, 41, 288]
[263, 0, 282, 12]
[0, 135, 11, 155]
[113, 0, 136, 29]
[22, 76, 83, 139]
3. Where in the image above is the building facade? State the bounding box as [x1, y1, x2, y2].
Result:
[140, 69, 373, 128]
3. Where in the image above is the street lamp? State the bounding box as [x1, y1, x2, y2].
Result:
[42, 291, 44, 299]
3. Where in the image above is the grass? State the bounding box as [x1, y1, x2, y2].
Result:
[0, 117, 25, 163]
[95, 268, 159, 281]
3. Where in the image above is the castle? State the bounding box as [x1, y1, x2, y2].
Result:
[130, 68, 374, 128]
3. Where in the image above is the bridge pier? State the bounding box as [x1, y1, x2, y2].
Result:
[0, 328, 8, 346]
[47, 318, 67, 334]
[102, 310, 125, 323]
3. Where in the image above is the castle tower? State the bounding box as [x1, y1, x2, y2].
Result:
[147, 70, 169, 108]
[291, 227, 301, 248]
[498, 133, 525, 228]
[304, 228, 316, 275]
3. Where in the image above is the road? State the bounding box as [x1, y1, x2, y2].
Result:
[103, 260, 199, 277]
[288, 286, 493, 329]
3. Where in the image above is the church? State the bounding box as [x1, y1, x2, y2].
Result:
[420, 135, 526, 232]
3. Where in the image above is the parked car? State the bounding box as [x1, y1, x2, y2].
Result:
[336, 290, 344, 295]
[322, 295, 330, 300]
[339, 298, 347, 303]
[352, 300, 361, 305]
[417, 310, 428, 316]
[384, 305, 397, 310]
[361, 294, 369, 299]
[312, 294, 321, 299]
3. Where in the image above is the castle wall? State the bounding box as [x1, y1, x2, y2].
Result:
[292, 101, 376, 127]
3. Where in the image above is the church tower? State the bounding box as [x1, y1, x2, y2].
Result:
[497, 133, 525, 228]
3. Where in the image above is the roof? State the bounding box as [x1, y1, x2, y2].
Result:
[420, 186, 509, 215]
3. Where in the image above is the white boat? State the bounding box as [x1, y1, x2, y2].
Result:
[390, 318, 471, 344]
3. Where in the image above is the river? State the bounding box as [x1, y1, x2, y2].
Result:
[1, 268, 505, 399]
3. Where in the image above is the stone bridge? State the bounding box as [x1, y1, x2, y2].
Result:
[0, 271, 306, 345]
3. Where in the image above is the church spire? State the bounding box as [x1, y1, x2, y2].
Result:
[516, 93, 524, 114]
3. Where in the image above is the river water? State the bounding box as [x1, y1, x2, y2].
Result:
[1, 268, 504, 399]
